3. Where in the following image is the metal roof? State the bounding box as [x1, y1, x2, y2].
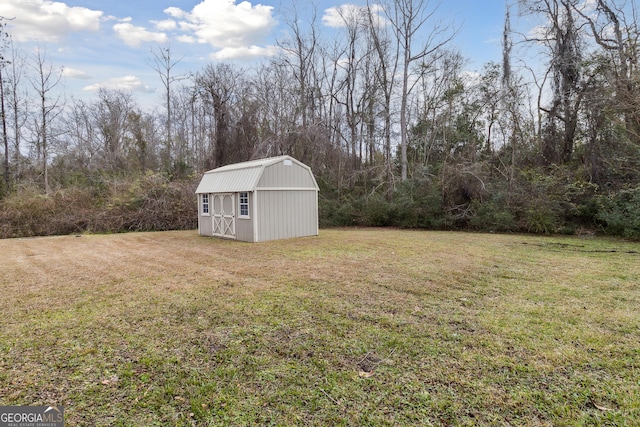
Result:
[195, 155, 314, 193]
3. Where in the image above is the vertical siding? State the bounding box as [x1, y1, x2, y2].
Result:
[257, 161, 317, 189]
[235, 192, 255, 242]
[198, 194, 213, 236]
[199, 215, 213, 236]
[256, 190, 318, 242]
[236, 219, 253, 242]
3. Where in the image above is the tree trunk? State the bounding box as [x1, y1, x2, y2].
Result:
[0, 67, 9, 189]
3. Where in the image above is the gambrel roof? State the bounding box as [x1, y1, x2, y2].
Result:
[195, 155, 318, 194]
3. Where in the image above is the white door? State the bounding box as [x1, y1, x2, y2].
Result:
[211, 193, 236, 239]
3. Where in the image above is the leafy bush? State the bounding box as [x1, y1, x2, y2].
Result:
[393, 183, 445, 229]
[522, 206, 562, 234]
[469, 196, 517, 232]
[596, 186, 640, 239]
[318, 195, 357, 227]
[362, 194, 395, 226]
[507, 166, 599, 234]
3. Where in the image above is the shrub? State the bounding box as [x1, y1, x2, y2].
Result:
[508, 166, 598, 235]
[0, 185, 94, 238]
[596, 186, 640, 239]
[318, 195, 357, 227]
[522, 206, 562, 234]
[469, 196, 517, 232]
[112, 172, 197, 231]
[0, 174, 198, 238]
[362, 193, 395, 226]
[393, 179, 445, 229]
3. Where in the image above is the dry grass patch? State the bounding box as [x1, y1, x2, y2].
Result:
[1, 228, 639, 425]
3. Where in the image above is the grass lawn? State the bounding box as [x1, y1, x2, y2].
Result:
[0, 228, 639, 426]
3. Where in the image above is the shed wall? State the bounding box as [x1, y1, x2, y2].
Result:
[235, 192, 255, 242]
[256, 189, 318, 242]
[198, 194, 213, 236]
[199, 214, 213, 236]
[257, 161, 316, 189]
[235, 218, 253, 242]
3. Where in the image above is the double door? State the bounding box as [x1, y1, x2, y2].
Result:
[211, 193, 236, 239]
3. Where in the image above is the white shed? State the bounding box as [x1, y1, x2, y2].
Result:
[195, 155, 319, 242]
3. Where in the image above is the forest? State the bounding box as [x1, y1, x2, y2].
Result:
[1, 0, 639, 239]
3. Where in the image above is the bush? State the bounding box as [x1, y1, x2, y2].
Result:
[469, 196, 517, 232]
[116, 173, 198, 231]
[362, 194, 395, 226]
[0, 174, 198, 238]
[0, 184, 93, 238]
[392, 179, 445, 229]
[522, 206, 562, 234]
[596, 186, 640, 239]
[318, 195, 357, 227]
[506, 166, 599, 235]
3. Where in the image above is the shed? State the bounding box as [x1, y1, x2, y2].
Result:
[195, 155, 319, 242]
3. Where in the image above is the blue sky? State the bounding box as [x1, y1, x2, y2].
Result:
[0, 0, 514, 109]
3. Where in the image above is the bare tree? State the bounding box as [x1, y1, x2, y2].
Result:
[7, 43, 27, 179]
[410, 48, 473, 177]
[29, 45, 64, 193]
[93, 88, 136, 171]
[150, 45, 190, 172]
[195, 63, 243, 168]
[170, 85, 200, 174]
[277, 3, 322, 130]
[170, 85, 210, 174]
[126, 109, 158, 172]
[477, 62, 502, 154]
[518, 0, 586, 164]
[382, 0, 458, 181]
[63, 98, 99, 170]
[366, 1, 398, 194]
[331, 5, 369, 170]
[0, 19, 9, 190]
[573, 0, 639, 144]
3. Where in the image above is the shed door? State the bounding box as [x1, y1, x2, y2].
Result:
[212, 193, 236, 239]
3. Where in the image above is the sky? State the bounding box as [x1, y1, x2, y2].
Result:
[0, 0, 513, 109]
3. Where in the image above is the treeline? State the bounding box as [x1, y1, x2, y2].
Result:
[1, 0, 639, 239]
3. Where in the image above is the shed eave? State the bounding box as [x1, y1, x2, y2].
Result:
[195, 166, 263, 194]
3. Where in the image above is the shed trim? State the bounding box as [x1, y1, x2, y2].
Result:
[253, 190, 259, 243]
[256, 187, 319, 191]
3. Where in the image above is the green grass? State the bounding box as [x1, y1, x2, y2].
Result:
[1, 229, 639, 425]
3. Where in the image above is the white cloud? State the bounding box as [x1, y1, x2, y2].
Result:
[525, 0, 599, 43]
[164, 6, 187, 20]
[581, 0, 598, 13]
[152, 19, 178, 31]
[177, 35, 197, 44]
[166, 0, 277, 57]
[528, 24, 549, 41]
[323, 4, 385, 28]
[461, 70, 481, 85]
[323, 4, 362, 28]
[113, 22, 168, 47]
[82, 75, 154, 93]
[211, 45, 280, 60]
[63, 67, 91, 80]
[0, 0, 103, 42]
